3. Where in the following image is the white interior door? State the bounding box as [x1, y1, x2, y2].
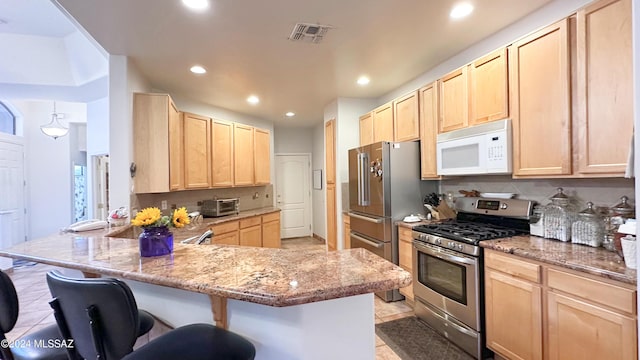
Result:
[0, 134, 25, 270]
[275, 154, 311, 238]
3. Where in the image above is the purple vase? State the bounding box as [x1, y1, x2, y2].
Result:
[139, 226, 173, 257]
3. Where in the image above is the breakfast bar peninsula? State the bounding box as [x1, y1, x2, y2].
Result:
[0, 227, 411, 360]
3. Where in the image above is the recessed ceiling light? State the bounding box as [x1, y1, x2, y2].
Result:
[190, 65, 206, 74]
[247, 95, 260, 105]
[285, 112, 295, 117]
[450, 3, 474, 19]
[182, 0, 209, 11]
[357, 76, 370, 86]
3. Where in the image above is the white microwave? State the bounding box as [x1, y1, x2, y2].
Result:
[436, 119, 512, 176]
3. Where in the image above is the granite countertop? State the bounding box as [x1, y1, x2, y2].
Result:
[0, 228, 411, 307]
[107, 207, 281, 242]
[481, 235, 636, 285]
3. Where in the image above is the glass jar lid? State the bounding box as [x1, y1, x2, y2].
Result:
[611, 196, 634, 216]
[549, 187, 570, 206]
[578, 202, 599, 219]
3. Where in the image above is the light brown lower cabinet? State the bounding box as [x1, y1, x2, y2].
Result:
[485, 249, 637, 360]
[208, 212, 280, 248]
[397, 227, 414, 302]
[261, 212, 281, 248]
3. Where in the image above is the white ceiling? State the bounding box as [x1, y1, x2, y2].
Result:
[0, 0, 75, 37]
[30, 0, 553, 126]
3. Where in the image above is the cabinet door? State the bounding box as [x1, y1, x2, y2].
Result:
[438, 67, 468, 133]
[359, 112, 374, 146]
[168, 102, 184, 190]
[325, 120, 336, 184]
[262, 218, 281, 248]
[547, 291, 637, 360]
[510, 19, 571, 176]
[211, 120, 234, 187]
[326, 183, 337, 251]
[254, 128, 271, 184]
[397, 227, 414, 301]
[469, 48, 508, 126]
[343, 214, 350, 249]
[373, 102, 394, 142]
[211, 231, 239, 246]
[576, 0, 632, 175]
[485, 268, 543, 360]
[393, 91, 419, 142]
[418, 82, 439, 179]
[239, 225, 262, 247]
[183, 113, 211, 189]
[133, 93, 171, 193]
[234, 123, 255, 186]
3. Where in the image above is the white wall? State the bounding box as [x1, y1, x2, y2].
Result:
[86, 97, 109, 218]
[632, 0, 640, 348]
[108, 56, 151, 214]
[312, 122, 326, 238]
[379, 0, 594, 104]
[274, 127, 313, 154]
[13, 100, 87, 239]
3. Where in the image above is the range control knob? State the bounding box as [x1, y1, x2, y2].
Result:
[448, 241, 455, 248]
[435, 238, 442, 245]
[500, 203, 508, 210]
[457, 244, 464, 250]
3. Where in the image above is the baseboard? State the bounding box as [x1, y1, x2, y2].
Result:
[312, 233, 326, 243]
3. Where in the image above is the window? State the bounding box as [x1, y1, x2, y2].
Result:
[0, 102, 16, 135]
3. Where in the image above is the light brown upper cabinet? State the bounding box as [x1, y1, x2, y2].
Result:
[183, 112, 211, 189]
[211, 120, 234, 187]
[325, 120, 336, 184]
[168, 108, 184, 191]
[373, 102, 394, 142]
[359, 112, 374, 146]
[469, 48, 509, 126]
[438, 66, 468, 133]
[133, 93, 182, 194]
[233, 123, 255, 186]
[418, 82, 439, 179]
[254, 128, 271, 185]
[509, 19, 572, 177]
[576, 0, 632, 175]
[393, 91, 420, 142]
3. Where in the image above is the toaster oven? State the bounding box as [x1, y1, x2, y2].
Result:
[201, 198, 239, 217]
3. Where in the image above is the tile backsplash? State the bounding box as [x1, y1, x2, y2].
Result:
[132, 185, 274, 215]
[440, 176, 635, 211]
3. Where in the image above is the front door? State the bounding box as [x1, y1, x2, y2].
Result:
[0, 133, 25, 269]
[275, 154, 311, 238]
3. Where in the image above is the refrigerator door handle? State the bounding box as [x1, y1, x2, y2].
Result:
[347, 212, 383, 224]
[350, 232, 384, 248]
[357, 152, 370, 206]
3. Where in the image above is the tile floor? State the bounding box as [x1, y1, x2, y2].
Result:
[5, 237, 414, 359]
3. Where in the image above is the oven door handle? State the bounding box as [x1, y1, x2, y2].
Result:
[347, 212, 383, 224]
[351, 233, 384, 248]
[425, 302, 479, 338]
[413, 241, 477, 266]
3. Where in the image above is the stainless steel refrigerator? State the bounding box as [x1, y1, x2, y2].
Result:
[348, 141, 423, 302]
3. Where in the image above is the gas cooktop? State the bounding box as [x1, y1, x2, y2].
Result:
[413, 221, 519, 244]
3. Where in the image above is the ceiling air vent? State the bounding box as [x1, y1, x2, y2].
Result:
[288, 23, 332, 44]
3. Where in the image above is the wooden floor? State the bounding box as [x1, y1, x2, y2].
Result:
[6, 238, 413, 359]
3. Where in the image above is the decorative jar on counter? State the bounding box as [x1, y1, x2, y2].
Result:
[543, 188, 576, 242]
[571, 202, 604, 247]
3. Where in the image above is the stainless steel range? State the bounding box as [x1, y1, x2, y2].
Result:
[412, 197, 533, 359]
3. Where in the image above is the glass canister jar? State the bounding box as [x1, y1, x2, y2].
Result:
[543, 188, 577, 242]
[608, 195, 635, 253]
[571, 202, 604, 247]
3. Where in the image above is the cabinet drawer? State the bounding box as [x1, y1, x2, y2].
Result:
[547, 268, 636, 314]
[399, 239, 413, 269]
[262, 212, 279, 223]
[485, 250, 541, 283]
[398, 227, 413, 242]
[211, 221, 239, 235]
[240, 216, 261, 229]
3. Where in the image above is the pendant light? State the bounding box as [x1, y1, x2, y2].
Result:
[40, 101, 68, 139]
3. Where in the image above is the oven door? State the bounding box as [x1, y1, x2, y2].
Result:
[413, 240, 480, 330]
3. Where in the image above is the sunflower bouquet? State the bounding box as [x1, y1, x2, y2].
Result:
[131, 207, 191, 228]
